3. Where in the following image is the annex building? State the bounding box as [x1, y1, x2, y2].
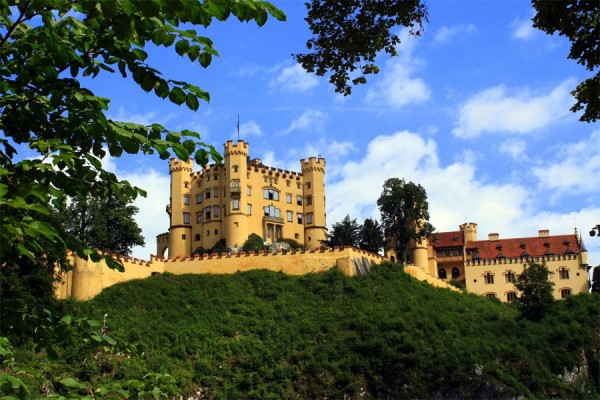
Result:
[398, 223, 590, 302]
[156, 140, 327, 259]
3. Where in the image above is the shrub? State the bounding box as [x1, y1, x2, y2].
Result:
[242, 234, 266, 253]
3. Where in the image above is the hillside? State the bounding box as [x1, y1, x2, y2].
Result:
[59, 262, 599, 399]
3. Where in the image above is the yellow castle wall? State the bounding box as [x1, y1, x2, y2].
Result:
[55, 247, 387, 301]
[465, 254, 589, 302]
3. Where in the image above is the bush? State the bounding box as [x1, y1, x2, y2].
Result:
[242, 234, 266, 253]
[279, 238, 305, 251]
[209, 239, 228, 255]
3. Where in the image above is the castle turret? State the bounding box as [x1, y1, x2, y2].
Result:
[168, 158, 193, 258]
[224, 140, 250, 248]
[460, 222, 478, 243]
[301, 156, 327, 250]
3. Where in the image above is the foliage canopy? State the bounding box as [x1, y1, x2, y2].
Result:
[377, 178, 434, 263]
[515, 261, 555, 321]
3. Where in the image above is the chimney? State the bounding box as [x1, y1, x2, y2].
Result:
[538, 229, 549, 238]
[488, 233, 499, 241]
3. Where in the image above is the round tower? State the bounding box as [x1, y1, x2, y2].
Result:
[168, 158, 193, 258]
[460, 222, 478, 243]
[301, 156, 327, 250]
[224, 140, 250, 248]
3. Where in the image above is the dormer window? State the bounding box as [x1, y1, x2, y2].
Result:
[496, 245, 503, 251]
[520, 242, 527, 249]
[544, 240, 550, 247]
[563, 239, 570, 246]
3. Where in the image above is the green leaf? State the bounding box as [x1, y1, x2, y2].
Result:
[168, 87, 186, 105]
[59, 377, 83, 388]
[132, 48, 148, 61]
[199, 52, 212, 68]
[185, 93, 199, 111]
[175, 40, 189, 56]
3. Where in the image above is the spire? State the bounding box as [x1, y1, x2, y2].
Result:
[576, 227, 588, 252]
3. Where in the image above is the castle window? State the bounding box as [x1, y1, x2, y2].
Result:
[183, 212, 190, 224]
[183, 195, 190, 205]
[184, 181, 190, 188]
[206, 230, 210, 236]
[485, 293, 497, 299]
[287, 211, 293, 222]
[452, 268, 460, 279]
[246, 186, 251, 196]
[247, 172, 250, 179]
[559, 267, 570, 279]
[297, 213, 303, 224]
[505, 271, 516, 283]
[232, 180, 240, 188]
[307, 212, 313, 224]
[213, 174, 218, 180]
[264, 189, 279, 201]
[295, 233, 300, 240]
[214, 229, 218, 235]
[205, 206, 211, 220]
[233, 165, 239, 173]
[213, 206, 220, 217]
[306, 196, 312, 205]
[205, 189, 211, 199]
[207, 175, 210, 182]
[195, 234, 201, 241]
[182, 234, 186, 240]
[306, 182, 311, 189]
[247, 204, 252, 215]
[297, 196, 302, 206]
[297, 182, 301, 189]
[213, 188, 219, 198]
[484, 272, 494, 284]
[286, 193, 292, 203]
[286, 180, 291, 187]
[196, 212, 202, 223]
[232, 198, 240, 210]
[264, 205, 280, 218]
[196, 194, 203, 204]
[438, 269, 447, 279]
[506, 292, 517, 302]
[561, 288, 571, 298]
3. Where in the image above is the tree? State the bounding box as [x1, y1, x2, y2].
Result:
[323, 214, 361, 248]
[515, 261, 555, 321]
[64, 192, 145, 256]
[295, 0, 427, 96]
[591, 266, 600, 294]
[0, 0, 286, 274]
[531, 0, 599, 122]
[358, 218, 385, 254]
[377, 178, 434, 263]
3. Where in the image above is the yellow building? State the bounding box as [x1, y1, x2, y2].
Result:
[420, 223, 590, 302]
[157, 140, 327, 258]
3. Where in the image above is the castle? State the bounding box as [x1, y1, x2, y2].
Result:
[56, 140, 590, 301]
[156, 140, 327, 258]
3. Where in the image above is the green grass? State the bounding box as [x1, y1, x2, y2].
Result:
[48, 262, 600, 398]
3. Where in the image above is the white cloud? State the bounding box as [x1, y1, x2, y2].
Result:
[433, 24, 476, 44]
[511, 15, 536, 41]
[236, 120, 263, 137]
[532, 129, 600, 194]
[110, 107, 176, 126]
[365, 31, 431, 108]
[269, 63, 319, 93]
[452, 78, 575, 138]
[499, 139, 528, 161]
[323, 130, 600, 264]
[282, 109, 327, 135]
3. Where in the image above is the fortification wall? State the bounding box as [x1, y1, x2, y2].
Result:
[162, 247, 385, 277]
[56, 247, 388, 301]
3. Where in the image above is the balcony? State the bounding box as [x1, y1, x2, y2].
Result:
[229, 186, 241, 197]
[263, 215, 284, 224]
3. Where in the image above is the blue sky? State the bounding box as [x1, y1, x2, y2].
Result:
[88, 1, 599, 264]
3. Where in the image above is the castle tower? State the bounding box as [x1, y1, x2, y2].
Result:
[224, 140, 250, 248]
[167, 158, 193, 258]
[301, 156, 327, 250]
[410, 218, 431, 273]
[460, 222, 478, 243]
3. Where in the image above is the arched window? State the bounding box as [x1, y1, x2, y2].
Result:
[438, 269, 447, 279]
[452, 268, 460, 279]
[506, 292, 517, 302]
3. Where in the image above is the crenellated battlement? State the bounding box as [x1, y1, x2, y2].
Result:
[301, 157, 326, 173]
[169, 158, 193, 173]
[224, 140, 249, 157]
[466, 253, 580, 267]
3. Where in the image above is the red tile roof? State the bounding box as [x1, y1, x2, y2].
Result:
[466, 234, 580, 259]
[430, 231, 464, 248]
